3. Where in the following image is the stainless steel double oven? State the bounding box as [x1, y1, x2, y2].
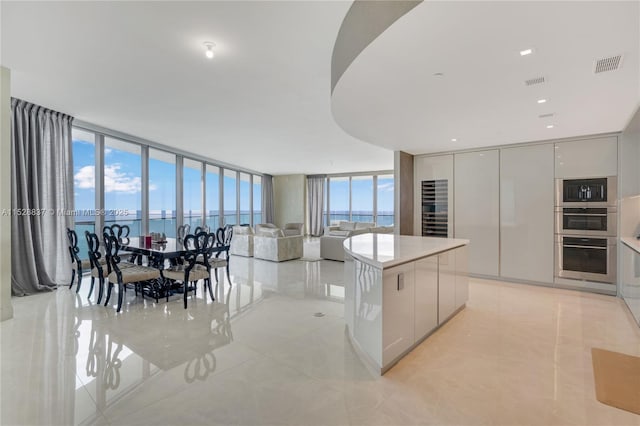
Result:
[555, 176, 616, 284]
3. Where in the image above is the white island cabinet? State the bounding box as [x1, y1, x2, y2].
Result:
[343, 234, 469, 374]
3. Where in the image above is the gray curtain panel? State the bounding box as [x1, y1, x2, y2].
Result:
[11, 98, 74, 295]
[307, 175, 325, 236]
[262, 174, 275, 224]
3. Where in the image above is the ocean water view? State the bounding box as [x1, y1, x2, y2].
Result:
[74, 210, 393, 258]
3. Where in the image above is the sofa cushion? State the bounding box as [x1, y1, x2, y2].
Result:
[355, 222, 375, 230]
[257, 228, 284, 238]
[328, 230, 350, 237]
[370, 226, 392, 234]
[339, 221, 356, 231]
[233, 225, 254, 235]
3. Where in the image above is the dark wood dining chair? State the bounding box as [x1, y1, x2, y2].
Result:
[103, 232, 161, 313]
[67, 228, 90, 293]
[163, 231, 215, 308]
[85, 231, 122, 304]
[194, 225, 210, 234]
[177, 224, 191, 242]
[209, 226, 233, 285]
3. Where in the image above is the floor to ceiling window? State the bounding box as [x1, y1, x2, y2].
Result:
[223, 169, 238, 226]
[239, 172, 251, 225]
[104, 137, 142, 236]
[253, 175, 262, 225]
[206, 165, 220, 231]
[376, 174, 394, 226]
[72, 125, 264, 239]
[72, 128, 96, 258]
[325, 173, 394, 226]
[329, 177, 350, 223]
[183, 159, 203, 230]
[149, 148, 176, 237]
[351, 176, 374, 222]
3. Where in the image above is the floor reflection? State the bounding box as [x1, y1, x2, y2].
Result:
[2, 239, 362, 426]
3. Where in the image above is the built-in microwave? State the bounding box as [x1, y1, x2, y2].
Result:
[555, 176, 617, 207]
[554, 206, 617, 237]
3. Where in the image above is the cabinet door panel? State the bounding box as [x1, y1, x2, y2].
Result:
[382, 263, 415, 365]
[439, 251, 456, 323]
[455, 246, 469, 309]
[555, 137, 617, 178]
[500, 144, 554, 283]
[414, 256, 438, 340]
[454, 150, 500, 276]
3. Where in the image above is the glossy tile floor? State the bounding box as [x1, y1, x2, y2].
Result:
[2, 239, 640, 425]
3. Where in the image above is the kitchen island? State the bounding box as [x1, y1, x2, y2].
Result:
[343, 234, 469, 374]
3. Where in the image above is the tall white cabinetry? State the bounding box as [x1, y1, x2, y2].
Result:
[500, 144, 554, 282]
[413, 155, 454, 237]
[555, 137, 617, 178]
[454, 150, 500, 276]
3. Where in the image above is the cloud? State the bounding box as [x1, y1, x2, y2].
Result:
[377, 182, 394, 192]
[104, 164, 142, 193]
[104, 148, 113, 155]
[74, 164, 144, 194]
[74, 165, 95, 189]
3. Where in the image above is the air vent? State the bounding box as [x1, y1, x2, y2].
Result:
[539, 113, 554, 119]
[595, 55, 622, 73]
[525, 76, 545, 86]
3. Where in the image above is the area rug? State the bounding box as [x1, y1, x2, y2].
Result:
[591, 347, 640, 415]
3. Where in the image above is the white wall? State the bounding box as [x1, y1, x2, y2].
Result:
[0, 67, 13, 321]
[273, 174, 306, 230]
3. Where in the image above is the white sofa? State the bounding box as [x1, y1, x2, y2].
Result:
[282, 223, 304, 236]
[230, 225, 254, 257]
[253, 227, 303, 262]
[320, 221, 393, 261]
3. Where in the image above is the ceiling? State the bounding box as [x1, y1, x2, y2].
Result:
[0, 1, 394, 175]
[331, 1, 640, 155]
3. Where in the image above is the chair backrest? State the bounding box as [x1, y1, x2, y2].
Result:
[216, 226, 233, 247]
[177, 224, 191, 241]
[183, 231, 215, 271]
[66, 228, 81, 264]
[85, 231, 104, 271]
[194, 225, 210, 234]
[103, 232, 123, 274]
[103, 224, 131, 244]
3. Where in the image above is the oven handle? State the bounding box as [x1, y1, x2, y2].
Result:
[562, 213, 607, 217]
[562, 244, 607, 250]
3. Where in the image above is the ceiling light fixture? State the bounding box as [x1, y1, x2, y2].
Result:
[451, 138, 457, 142]
[546, 124, 555, 129]
[520, 48, 533, 56]
[537, 99, 547, 104]
[203, 41, 215, 59]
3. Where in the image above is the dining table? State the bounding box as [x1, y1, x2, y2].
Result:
[120, 236, 227, 299]
[120, 237, 188, 269]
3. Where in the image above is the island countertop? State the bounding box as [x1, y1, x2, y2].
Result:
[343, 234, 469, 269]
[621, 237, 640, 255]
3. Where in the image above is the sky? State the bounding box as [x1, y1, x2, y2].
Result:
[73, 135, 393, 217]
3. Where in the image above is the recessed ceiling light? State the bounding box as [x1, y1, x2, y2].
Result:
[203, 41, 215, 59]
[520, 48, 533, 56]
[537, 99, 547, 104]
[546, 124, 555, 129]
[451, 138, 457, 142]
[433, 72, 444, 77]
